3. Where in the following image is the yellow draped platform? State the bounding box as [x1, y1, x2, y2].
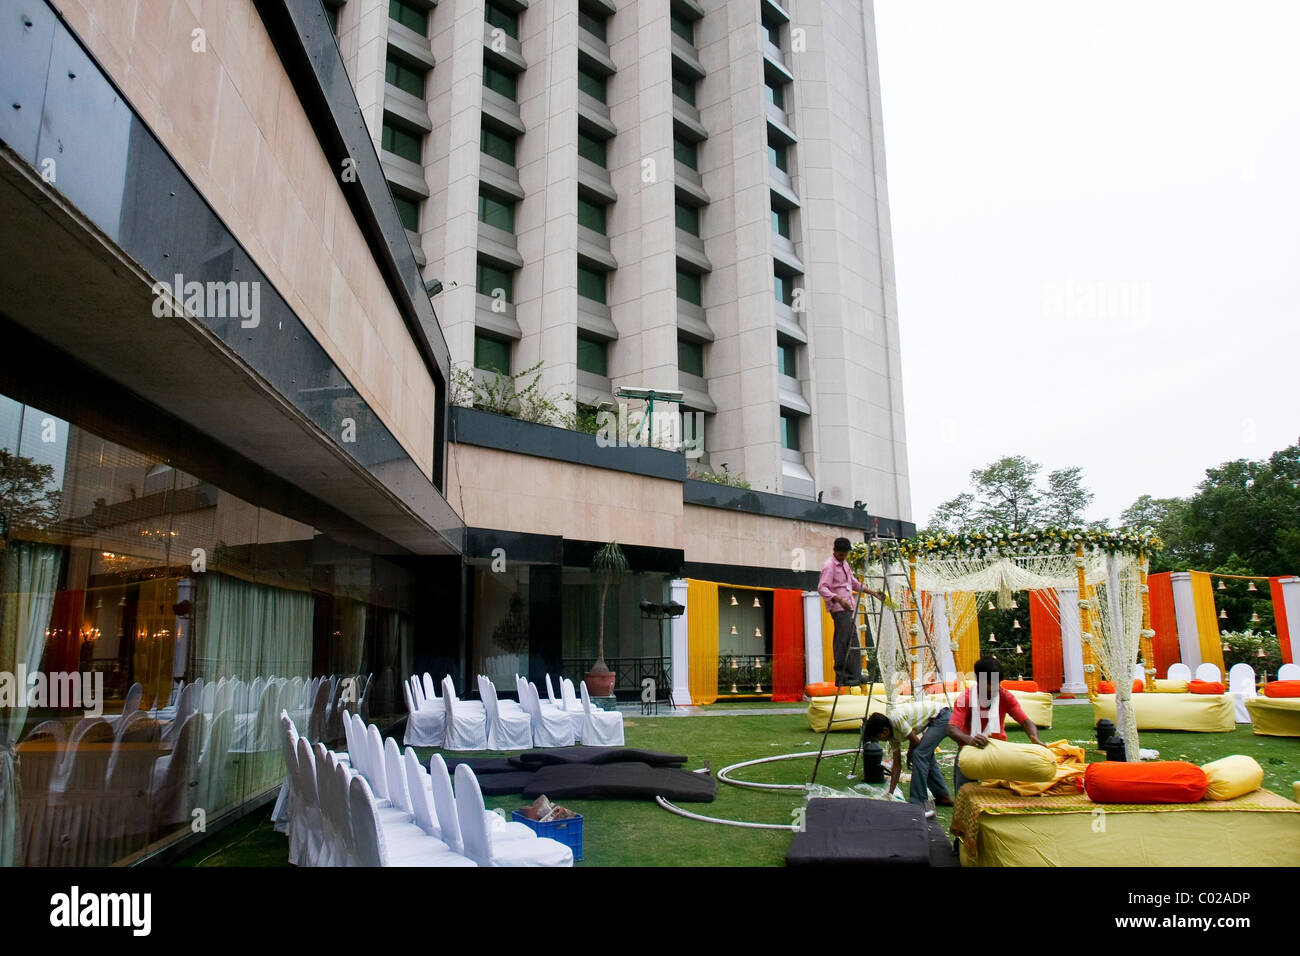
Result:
[1092, 692, 1235, 733]
[806, 695, 887, 732]
[952, 785, 1300, 867]
[1245, 696, 1300, 737]
[1009, 691, 1053, 729]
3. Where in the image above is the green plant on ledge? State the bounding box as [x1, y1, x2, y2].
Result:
[688, 468, 752, 490]
[450, 360, 573, 427]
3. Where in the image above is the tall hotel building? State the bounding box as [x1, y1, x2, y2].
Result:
[0, 0, 909, 864]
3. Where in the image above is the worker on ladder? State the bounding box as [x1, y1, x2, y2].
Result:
[818, 537, 887, 688]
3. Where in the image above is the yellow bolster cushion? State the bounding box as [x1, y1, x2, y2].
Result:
[957, 737, 1057, 783]
[1153, 678, 1190, 693]
[1201, 755, 1264, 801]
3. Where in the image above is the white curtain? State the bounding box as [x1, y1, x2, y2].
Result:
[0, 542, 64, 867]
[193, 574, 312, 683]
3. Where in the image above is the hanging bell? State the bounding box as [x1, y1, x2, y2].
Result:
[1010, 600, 1019, 610]
[1257, 648, 1266, 659]
[1247, 581, 1258, 592]
[1012, 619, 1022, 629]
[1015, 644, 1023, 654]
[730, 594, 739, 606]
[986, 601, 995, 611]
[753, 595, 762, 607]
[730, 625, 738, 635]
[1250, 612, 1261, 623]
[988, 633, 997, 644]
[754, 627, 762, 638]
[1222, 641, 1230, 652]
[1219, 608, 1228, 620]
[1217, 580, 1226, 591]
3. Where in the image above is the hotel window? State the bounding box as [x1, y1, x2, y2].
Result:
[382, 121, 422, 163]
[386, 55, 425, 97]
[677, 269, 702, 306]
[577, 264, 607, 304]
[394, 195, 420, 231]
[674, 137, 698, 170]
[477, 260, 514, 303]
[578, 130, 607, 167]
[475, 333, 511, 375]
[777, 339, 797, 377]
[481, 125, 517, 165]
[763, 17, 782, 47]
[483, 62, 518, 100]
[765, 79, 785, 110]
[670, 9, 694, 43]
[675, 201, 700, 236]
[774, 271, 794, 307]
[484, 0, 519, 39]
[578, 196, 607, 234]
[672, 72, 696, 106]
[578, 6, 607, 41]
[578, 64, 607, 103]
[780, 410, 801, 451]
[678, 338, 704, 378]
[771, 207, 791, 239]
[768, 138, 788, 173]
[478, 188, 515, 232]
[389, 0, 428, 35]
[577, 334, 609, 375]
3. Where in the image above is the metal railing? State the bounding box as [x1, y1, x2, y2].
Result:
[717, 654, 773, 696]
[560, 656, 672, 698]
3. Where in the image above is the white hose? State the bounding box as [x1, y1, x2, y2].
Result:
[716, 749, 860, 791]
[655, 795, 797, 830]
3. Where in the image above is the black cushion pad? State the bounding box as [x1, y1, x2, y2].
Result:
[511, 746, 687, 768]
[786, 798, 945, 866]
[443, 756, 524, 775]
[475, 771, 541, 796]
[521, 762, 717, 802]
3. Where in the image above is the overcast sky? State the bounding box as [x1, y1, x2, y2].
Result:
[873, 0, 1300, 527]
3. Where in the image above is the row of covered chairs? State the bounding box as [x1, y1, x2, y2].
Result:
[402, 673, 623, 750]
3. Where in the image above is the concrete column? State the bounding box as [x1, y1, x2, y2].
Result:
[803, 590, 824, 685]
[669, 579, 692, 705]
[1057, 587, 1087, 694]
[1169, 571, 1202, 668]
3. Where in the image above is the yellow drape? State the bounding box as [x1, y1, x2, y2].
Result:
[687, 579, 719, 705]
[951, 592, 980, 676]
[821, 604, 834, 682]
[1190, 571, 1227, 674]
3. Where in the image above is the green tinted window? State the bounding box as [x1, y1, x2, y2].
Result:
[674, 138, 698, 170]
[578, 66, 607, 103]
[578, 197, 607, 233]
[483, 63, 518, 100]
[675, 202, 700, 236]
[671, 11, 694, 43]
[772, 207, 790, 238]
[764, 21, 781, 47]
[672, 74, 695, 106]
[577, 335, 608, 375]
[578, 8, 607, 40]
[475, 334, 511, 374]
[578, 131, 607, 166]
[477, 261, 514, 302]
[577, 264, 606, 304]
[777, 341, 796, 377]
[774, 272, 793, 306]
[389, 0, 427, 35]
[678, 338, 704, 377]
[394, 195, 420, 231]
[382, 122, 422, 162]
[677, 270, 702, 305]
[765, 80, 784, 109]
[481, 126, 516, 164]
[781, 412, 800, 450]
[485, 1, 518, 38]
[386, 56, 425, 96]
[768, 142, 788, 172]
[478, 189, 514, 232]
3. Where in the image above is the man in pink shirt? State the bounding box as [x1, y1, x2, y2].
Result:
[948, 656, 1047, 792]
[818, 537, 885, 686]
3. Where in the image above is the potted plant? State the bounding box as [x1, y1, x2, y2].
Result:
[585, 541, 628, 698]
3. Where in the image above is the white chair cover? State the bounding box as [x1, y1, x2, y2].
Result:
[403, 678, 446, 748]
[478, 676, 533, 750]
[544, 674, 559, 708]
[348, 773, 472, 868]
[384, 736, 411, 814]
[1228, 662, 1257, 723]
[122, 682, 143, 720]
[422, 673, 438, 703]
[580, 680, 625, 746]
[321, 756, 354, 867]
[365, 724, 389, 801]
[405, 749, 440, 838]
[442, 676, 487, 750]
[454, 764, 572, 867]
[1278, 663, 1300, 681]
[1195, 662, 1222, 684]
[294, 736, 327, 867]
[1167, 662, 1192, 682]
[522, 681, 574, 748]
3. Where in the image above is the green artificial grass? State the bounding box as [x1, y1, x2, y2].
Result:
[177, 703, 1300, 867]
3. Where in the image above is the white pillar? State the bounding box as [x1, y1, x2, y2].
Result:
[1169, 572, 1202, 668]
[803, 591, 824, 686]
[930, 593, 957, 679]
[1058, 586, 1088, 694]
[669, 579, 692, 706]
[1277, 577, 1300, 665]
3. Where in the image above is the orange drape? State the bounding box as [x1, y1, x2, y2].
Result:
[1270, 577, 1294, 665]
[1147, 572, 1181, 677]
[1028, 589, 1063, 692]
[771, 589, 805, 702]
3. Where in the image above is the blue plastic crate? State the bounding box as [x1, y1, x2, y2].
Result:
[511, 810, 583, 861]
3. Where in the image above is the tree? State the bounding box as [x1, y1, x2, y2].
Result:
[1041, 466, 1094, 526]
[970, 456, 1042, 531]
[1119, 494, 1195, 571]
[0, 449, 62, 536]
[589, 540, 628, 674]
[927, 492, 976, 534]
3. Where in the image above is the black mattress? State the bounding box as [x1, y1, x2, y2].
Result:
[785, 798, 959, 867]
[511, 747, 688, 768]
[520, 762, 717, 802]
[443, 756, 521, 775]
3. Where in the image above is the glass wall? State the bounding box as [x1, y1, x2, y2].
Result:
[0, 393, 414, 866]
[560, 569, 669, 688]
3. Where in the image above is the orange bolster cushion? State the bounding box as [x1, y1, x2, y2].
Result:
[1000, 680, 1039, 693]
[1084, 761, 1208, 804]
[1188, 680, 1226, 695]
[1263, 680, 1300, 698]
[924, 680, 964, 694]
[1097, 679, 1144, 695]
[806, 682, 838, 698]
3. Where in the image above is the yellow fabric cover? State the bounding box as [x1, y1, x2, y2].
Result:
[1294, 782, 1300, 804]
[955, 787, 1300, 867]
[1093, 691, 1235, 732]
[686, 579, 719, 705]
[957, 737, 1057, 783]
[1189, 571, 1227, 675]
[1201, 755, 1264, 801]
[820, 603, 834, 683]
[1152, 678, 1190, 693]
[985, 739, 1086, 796]
[806, 694, 887, 732]
[1245, 696, 1300, 737]
[950, 592, 980, 676]
[1009, 690, 1053, 729]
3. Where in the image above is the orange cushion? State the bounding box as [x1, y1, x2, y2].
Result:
[1000, 680, 1039, 693]
[1084, 761, 1208, 804]
[1097, 681, 1116, 694]
[806, 682, 838, 698]
[1263, 680, 1300, 698]
[923, 680, 964, 694]
[1188, 680, 1226, 695]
